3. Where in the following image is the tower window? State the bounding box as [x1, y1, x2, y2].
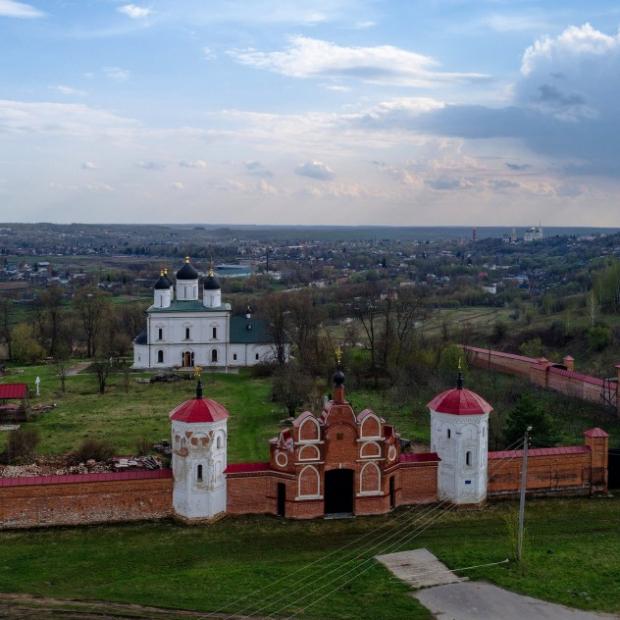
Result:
[157, 350, 164, 364]
[466, 451, 472, 466]
[197, 464, 203, 482]
[158, 328, 163, 340]
[233, 353, 237, 361]
[447, 429, 451, 439]
[185, 327, 191, 340]
[212, 327, 217, 339]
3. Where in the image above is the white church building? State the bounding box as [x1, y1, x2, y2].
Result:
[133, 258, 282, 369]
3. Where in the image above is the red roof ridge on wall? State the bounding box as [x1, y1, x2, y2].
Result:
[0, 468, 172, 488]
[399, 452, 440, 463]
[225, 461, 271, 474]
[489, 446, 590, 459]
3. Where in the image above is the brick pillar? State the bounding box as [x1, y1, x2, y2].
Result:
[563, 355, 575, 371]
[584, 428, 609, 494]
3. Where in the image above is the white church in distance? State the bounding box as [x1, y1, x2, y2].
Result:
[132, 258, 281, 370]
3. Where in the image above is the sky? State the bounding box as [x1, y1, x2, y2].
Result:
[2, 0, 620, 226]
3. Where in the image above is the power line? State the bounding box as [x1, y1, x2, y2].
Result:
[259, 446, 518, 618]
[274, 448, 527, 619]
[216, 436, 526, 618]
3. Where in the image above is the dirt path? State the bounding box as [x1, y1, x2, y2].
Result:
[66, 362, 92, 377]
[0, 593, 268, 620]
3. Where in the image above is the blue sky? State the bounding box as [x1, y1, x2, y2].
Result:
[2, 0, 620, 225]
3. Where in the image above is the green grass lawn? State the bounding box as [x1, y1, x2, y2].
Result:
[1, 364, 285, 462]
[0, 497, 618, 618]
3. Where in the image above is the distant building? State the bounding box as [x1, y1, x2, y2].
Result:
[524, 226, 543, 242]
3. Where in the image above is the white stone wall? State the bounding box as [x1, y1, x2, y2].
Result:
[176, 279, 199, 301]
[430, 410, 489, 504]
[154, 288, 172, 308]
[171, 417, 228, 520]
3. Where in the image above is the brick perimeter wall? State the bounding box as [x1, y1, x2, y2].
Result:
[464, 346, 613, 408]
[0, 476, 172, 530]
[488, 452, 592, 498]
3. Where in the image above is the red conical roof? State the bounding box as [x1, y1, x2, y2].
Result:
[427, 387, 492, 416]
[169, 397, 229, 423]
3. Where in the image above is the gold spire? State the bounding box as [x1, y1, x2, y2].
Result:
[458, 357, 462, 370]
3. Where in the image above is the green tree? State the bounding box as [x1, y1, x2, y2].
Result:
[519, 337, 543, 358]
[10, 323, 44, 363]
[505, 393, 559, 448]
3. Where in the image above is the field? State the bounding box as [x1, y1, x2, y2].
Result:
[0, 497, 618, 618]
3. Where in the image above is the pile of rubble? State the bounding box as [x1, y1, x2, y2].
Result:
[111, 455, 163, 471]
[0, 454, 163, 478]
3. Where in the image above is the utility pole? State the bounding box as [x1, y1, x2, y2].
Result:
[517, 426, 531, 562]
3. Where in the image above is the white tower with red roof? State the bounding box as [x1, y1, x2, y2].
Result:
[427, 369, 492, 505]
[169, 375, 229, 520]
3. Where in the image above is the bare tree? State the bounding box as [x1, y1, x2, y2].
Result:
[287, 290, 326, 374]
[35, 285, 65, 357]
[354, 298, 381, 387]
[91, 357, 114, 395]
[75, 287, 110, 358]
[262, 293, 288, 366]
[0, 298, 12, 359]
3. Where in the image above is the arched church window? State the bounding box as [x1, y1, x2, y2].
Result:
[212, 327, 217, 339]
[217, 435, 222, 449]
[447, 429, 451, 439]
[158, 328, 163, 340]
[185, 327, 191, 340]
[211, 349, 218, 363]
[157, 350, 164, 364]
[466, 451, 472, 466]
[197, 464, 203, 481]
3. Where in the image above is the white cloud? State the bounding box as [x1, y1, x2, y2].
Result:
[244, 160, 273, 177]
[352, 20, 375, 29]
[137, 160, 166, 170]
[0, 0, 43, 18]
[51, 85, 87, 97]
[295, 160, 335, 180]
[117, 4, 151, 19]
[228, 35, 488, 87]
[103, 66, 131, 81]
[81, 161, 97, 170]
[0, 99, 138, 136]
[203, 47, 216, 61]
[179, 159, 208, 168]
[322, 83, 350, 92]
[172, 181, 184, 190]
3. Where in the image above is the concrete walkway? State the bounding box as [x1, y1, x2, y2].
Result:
[415, 582, 618, 620]
[376, 548, 464, 588]
[376, 549, 618, 620]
